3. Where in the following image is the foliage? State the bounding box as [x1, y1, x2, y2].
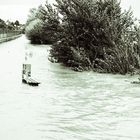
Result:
[25, 1, 60, 44]
[15, 20, 20, 27]
[25, 19, 44, 44]
[0, 18, 7, 29]
[50, 0, 140, 74]
[0, 19, 22, 33]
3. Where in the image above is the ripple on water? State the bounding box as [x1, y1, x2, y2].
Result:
[0, 36, 140, 140]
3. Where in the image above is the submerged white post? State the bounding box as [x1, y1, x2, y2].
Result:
[22, 64, 31, 80]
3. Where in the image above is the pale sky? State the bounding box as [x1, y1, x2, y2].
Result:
[0, 0, 139, 24]
[0, 0, 55, 24]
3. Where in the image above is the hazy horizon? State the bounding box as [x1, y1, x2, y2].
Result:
[0, 0, 139, 24]
[0, 0, 55, 24]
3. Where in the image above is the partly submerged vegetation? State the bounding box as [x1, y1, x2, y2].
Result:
[25, 3, 60, 44]
[25, 0, 140, 75]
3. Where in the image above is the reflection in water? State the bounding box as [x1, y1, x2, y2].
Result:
[0, 36, 140, 140]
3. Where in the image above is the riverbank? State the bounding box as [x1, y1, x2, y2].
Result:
[0, 34, 22, 44]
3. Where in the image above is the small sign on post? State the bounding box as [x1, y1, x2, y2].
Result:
[22, 64, 31, 79]
[22, 64, 40, 86]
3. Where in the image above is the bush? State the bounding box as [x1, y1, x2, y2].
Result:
[50, 0, 140, 74]
[25, 19, 43, 44]
[25, 2, 60, 44]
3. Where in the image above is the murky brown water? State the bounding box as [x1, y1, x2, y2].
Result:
[0, 36, 140, 140]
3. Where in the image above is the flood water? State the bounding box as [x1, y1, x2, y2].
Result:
[0, 36, 140, 140]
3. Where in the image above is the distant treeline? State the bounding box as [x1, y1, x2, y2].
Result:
[25, 0, 140, 75]
[0, 18, 24, 33]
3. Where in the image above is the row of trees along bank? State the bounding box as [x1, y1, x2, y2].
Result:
[0, 19, 23, 38]
[25, 0, 140, 75]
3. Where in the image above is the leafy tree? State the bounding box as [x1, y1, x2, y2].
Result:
[25, 8, 44, 44]
[15, 20, 20, 26]
[0, 18, 6, 29]
[25, 1, 60, 44]
[25, 19, 43, 44]
[50, 0, 140, 74]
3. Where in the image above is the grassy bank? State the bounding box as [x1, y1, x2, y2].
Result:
[0, 34, 22, 43]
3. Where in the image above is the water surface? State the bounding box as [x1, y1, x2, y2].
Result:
[0, 36, 140, 140]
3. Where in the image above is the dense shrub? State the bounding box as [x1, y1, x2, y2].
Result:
[50, 0, 140, 74]
[25, 19, 43, 44]
[25, 2, 60, 44]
